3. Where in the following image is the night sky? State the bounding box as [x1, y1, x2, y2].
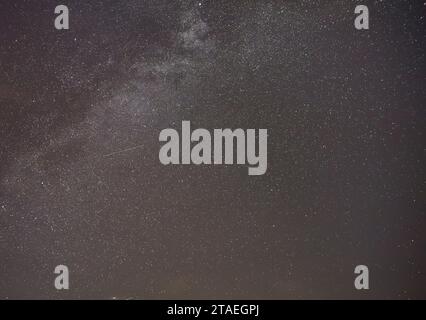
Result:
[0, 0, 425, 299]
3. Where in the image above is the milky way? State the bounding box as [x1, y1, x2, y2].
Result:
[0, 0, 425, 299]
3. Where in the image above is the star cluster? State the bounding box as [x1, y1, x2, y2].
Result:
[0, 0, 425, 299]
